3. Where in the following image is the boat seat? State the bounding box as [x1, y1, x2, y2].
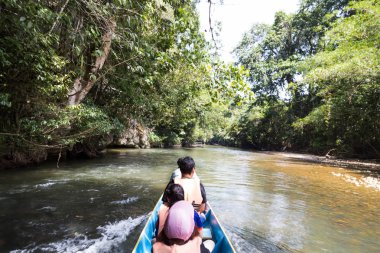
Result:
[202, 227, 213, 240]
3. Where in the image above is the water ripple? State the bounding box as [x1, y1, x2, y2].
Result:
[10, 215, 147, 253]
[331, 172, 380, 191]
[111, 197, 139, 205]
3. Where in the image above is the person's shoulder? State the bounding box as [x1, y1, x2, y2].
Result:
[159, 203, 170, 211]
[190, 235, 203, 245]
[171, 168, 181, 180]
[175, 236, 202, 251]
[153, 241, 172, 252]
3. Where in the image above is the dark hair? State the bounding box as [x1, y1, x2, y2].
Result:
[165, 183, 184, 205]
[177, 156, 195, 175]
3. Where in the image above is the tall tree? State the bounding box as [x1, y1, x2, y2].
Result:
[295, 0, 380, 157]
[230, 0, 379, 157]
[0, 0, 251, 167]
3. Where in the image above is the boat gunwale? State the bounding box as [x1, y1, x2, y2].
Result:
[206, 202, 237, 253]
[131, 194, 163, 253]
[132, 194, 237, 253]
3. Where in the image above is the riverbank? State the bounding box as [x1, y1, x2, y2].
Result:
[2, 146, 380, 172]
[280, 152, 380, 173]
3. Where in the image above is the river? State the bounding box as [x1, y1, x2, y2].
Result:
[0, 146, 379, 252]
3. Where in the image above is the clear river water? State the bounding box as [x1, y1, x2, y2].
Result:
[0, 146, 379, 253]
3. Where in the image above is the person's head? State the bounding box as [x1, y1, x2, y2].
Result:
[164, 200, 196, 244]
[165, 183, 184, 206]
[177, 156, 195, 175]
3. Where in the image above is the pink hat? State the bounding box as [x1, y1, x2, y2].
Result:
[164, 200, 195, 241]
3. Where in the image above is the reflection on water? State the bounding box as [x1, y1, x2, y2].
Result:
[0, 146, 379, 252]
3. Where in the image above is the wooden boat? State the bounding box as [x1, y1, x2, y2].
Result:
[132, 196, 236, 253]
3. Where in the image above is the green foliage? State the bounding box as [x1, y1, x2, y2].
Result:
[233, 0, 379, 158]
[0, 0, 251, 165]
[234, 0, 350, 98]
[233, 15, 299, 97]
[148, 132, 163, 148]
[230, 101, 291, 149]
[2, 102, 120, 154]
[297, 0, 380, 157]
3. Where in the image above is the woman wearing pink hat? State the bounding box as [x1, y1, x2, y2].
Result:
[153, 200, 215, 253]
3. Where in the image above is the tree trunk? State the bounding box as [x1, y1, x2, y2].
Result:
[68, 19, 116, 105]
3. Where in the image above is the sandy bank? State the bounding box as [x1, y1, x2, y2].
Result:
[280, 152, 380, 173]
